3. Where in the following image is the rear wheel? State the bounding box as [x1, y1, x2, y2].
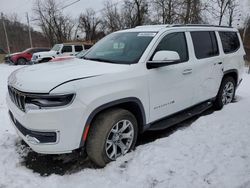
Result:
[214, 76, 236, 110]
[86, 108, 138, 167]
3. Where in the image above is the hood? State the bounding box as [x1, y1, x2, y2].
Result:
[8, 58, 130, 93]
[33, 50, 57, 57]
[9, 52, 22, 57]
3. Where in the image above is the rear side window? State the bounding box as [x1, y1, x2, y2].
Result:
[75, 45, 83, 52]
[154, 32, 189, 62]
[219, 32, 240, 53]
[191, 31, 219, 59]
[62, 46, 72, 53]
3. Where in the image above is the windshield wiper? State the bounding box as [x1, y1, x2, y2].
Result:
[83, 57, 117, 64]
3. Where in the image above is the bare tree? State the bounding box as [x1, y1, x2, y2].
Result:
[102, 1, 125, 33]
[180, 0, 204, 24]
[0, 14, 49, 52]
[33, 0, 75, 45]
[79, 9, 103, 41]
[152, 0, 179, 24]
[122, 0, 149, 28]
[227, 0, 239, 26]
[209, 0, 231, 25]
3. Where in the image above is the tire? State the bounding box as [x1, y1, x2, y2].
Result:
[17, 58, 27, 65]
[214, 76, 236, 110]
[86, 108, 138, 167]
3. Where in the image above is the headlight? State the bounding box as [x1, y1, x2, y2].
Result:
[25, 93, 75, 111]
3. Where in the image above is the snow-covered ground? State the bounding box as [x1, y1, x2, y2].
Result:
[0, 64, 250, 188]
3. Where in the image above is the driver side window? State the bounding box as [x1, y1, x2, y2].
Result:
[154, 32, 189, 62]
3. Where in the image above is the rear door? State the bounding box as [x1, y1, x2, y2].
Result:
[189, 30, 223, 104]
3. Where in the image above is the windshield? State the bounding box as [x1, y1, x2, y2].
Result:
[23, 48, 32, 53]
[51, 44, 62, 52]
[84, 32, 156, 64]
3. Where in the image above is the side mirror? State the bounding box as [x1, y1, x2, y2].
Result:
[147, 50, 181, 69]
[56, 51, 60, 55]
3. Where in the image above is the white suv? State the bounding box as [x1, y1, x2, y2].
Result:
[7, 25, 245, 167]
[31, 43, 85, 63]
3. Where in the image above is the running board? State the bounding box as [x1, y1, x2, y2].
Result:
[148, 101, 213, 131]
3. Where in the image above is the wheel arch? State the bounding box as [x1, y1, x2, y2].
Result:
[16, 57, 27, 64]
[79, 97, 146, 147]
[223, 69, 238, 84]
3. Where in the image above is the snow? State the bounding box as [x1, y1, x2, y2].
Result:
[0, 64, 250, 188]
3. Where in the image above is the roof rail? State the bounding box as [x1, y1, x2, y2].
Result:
[171, 24, 233, 28]
[135, 24, 171, 29]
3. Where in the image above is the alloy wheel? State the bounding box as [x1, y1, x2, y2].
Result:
[222, 81, 235, 105]
[105, 119, 134, 160]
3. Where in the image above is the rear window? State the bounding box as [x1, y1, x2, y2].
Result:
[219, 32, 240, 54]
[75, 45, 83, 52]
[191, 31, 219, 59]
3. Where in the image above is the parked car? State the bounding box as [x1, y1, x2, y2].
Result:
[7, 24, 245, 167]
[4, 48, 50, 65]
[32, 43, 91, 64]
[49, 50, 88, 63]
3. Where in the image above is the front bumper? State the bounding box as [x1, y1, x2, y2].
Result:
[4, 56, 13, 64]
[9, 111, 58, 144]
[7, 94, 87, 154]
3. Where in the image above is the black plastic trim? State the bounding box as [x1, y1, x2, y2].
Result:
[147, 60, 181, 69]
[172, 24, 233, 29]
[148, 100, 213, 131]
[9, 111, 57, 143]
[223, 69, 238, 83]
[79, 97, 146, 147]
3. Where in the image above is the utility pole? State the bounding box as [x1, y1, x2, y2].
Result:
[1, 12, 10, 54]
[243, 14, 250, 44]
[26, 12, 33, 48]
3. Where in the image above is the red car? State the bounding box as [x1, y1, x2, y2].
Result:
[5, 48, 50, 65]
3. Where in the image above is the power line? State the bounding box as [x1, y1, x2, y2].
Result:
[62, 0, 81, 9]
[95, 0, 123, 14]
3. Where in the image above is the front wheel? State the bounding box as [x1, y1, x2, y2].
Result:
[86, 108, 138, 167]
[214, 76, 236, 110]
[17, 58, 27, 65]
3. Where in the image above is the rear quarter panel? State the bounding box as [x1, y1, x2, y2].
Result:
[222, 32, 245, 85]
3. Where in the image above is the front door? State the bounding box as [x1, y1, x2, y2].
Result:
[147, 32, 195, 122]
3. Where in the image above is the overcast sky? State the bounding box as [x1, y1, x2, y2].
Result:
[0, 0, 122, 28]
[0, 0, 249, 29]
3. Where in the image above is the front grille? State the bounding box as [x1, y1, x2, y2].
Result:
[9, 111, 57, 143]
[8, 86, 26, 112]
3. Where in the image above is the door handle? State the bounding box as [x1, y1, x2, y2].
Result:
[214, 62, 222, 65]
[182, 69, 193, 75]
